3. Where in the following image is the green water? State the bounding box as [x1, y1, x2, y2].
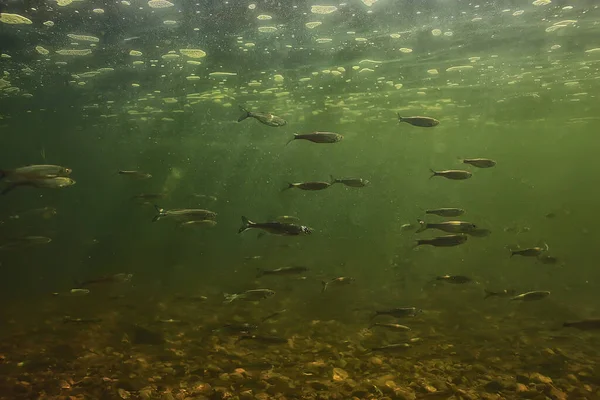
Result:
[1, 0, 600, 399]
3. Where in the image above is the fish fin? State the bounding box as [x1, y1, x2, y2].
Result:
[285, 135, 297, 146]
[1, 182, 30, 195]
[256, 268, 264, 278]
[321, 281, 328, 293]
[483, 289, 494, 299]
[239, 216, 253, 233]
[237, 106, 251, 122]
[429, 169, 437, 179]
[152, 205, 164, 222]
[256, 232, 265, 240]
[416, 219, 427, 233]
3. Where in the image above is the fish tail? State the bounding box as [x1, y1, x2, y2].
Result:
[429, 169, 437, 179]
[397, 113, 404, 123]
[285, 134, 297, 146]
[329, 175, 338, 184]
[1, 182, 27, 195]
[321, 281, 328, 293]
[223, 293, 236, 303]
[152, 205, 165, 222]
[483, 289, 494, 299]
[416, 219, 427, 233]
[239, 216, 254, 233]
[237, 106, 251, 122]
[282, 183, 294, 192]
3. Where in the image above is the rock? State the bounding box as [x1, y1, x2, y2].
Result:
[516, 383, 528, 393]
[369, 357, 382, 366]
[240, 389, 254, 400]
[544, 384, 567, 400]
[132, 325, 165, 345]
[530, 373, 552, 384]
[332, 368, 348, 382]
[484, 380, 504, 393]
[393, 387, 416, 400]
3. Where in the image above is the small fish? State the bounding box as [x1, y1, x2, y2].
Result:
[62, 316, 102, 324]
[244, 255, 263, 261]
[460, 158, 496, 168]
[8, 206, 57, 220]
[415, 234, 468, 248]
[2, 177, 75, 195]
[397, 114, 439, 127]
[153, 205, 217, 222]
[261, 309, 287, 322]
[510, 244, 548, 258]
[118, 170, 152, 179]
[191, 194, 218, 201]
[275, 215, 300, 224]
[237, 106, 287, 127]
[52, 288, 90, 296]
[156, 319, 186, 325]
[0, 236, 52, 250]
[173, 294, 208, 302]
[538, 255, 558, 265]
[563, 319, 600, 330]
[220, 323, 259, 333]
[435, 275, 473, 284]
[425, 208, 465, 217]
[257, 266, 309, 277]
[400, 223, 416, 232]
[238, 216, 313, 236]
[77, 273, 132, 287]
[369, 323, 411, 331]
[371, 307, 420, 320]
[224, 289, 275, 303]
[484, 289, 516, 299]
[132, 193, 166, 202]
[285, 181, 332, 191]
[286, 132, 343, 145]
[417, 219, 477, 234]
[467, 228, 492, 237]
[0, 164, 72, 181]
[370, 343, 411, 352]
[510, 291, 550, 301]
[321, 276, 355, 292]
[236, 334, 288, 344]
[330, 176, 370, 188]
[177, 220, 217, 228]
[429, 169, 472, 180]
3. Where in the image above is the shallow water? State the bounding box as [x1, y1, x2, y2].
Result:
[1, 0, 600, 399]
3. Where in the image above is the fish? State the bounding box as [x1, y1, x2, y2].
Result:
[397, 114, 439, 127]
[156, 319, 187, 325]
[2, 177, 76, 195]
[191, 194, 218, 201]
[256, 266, 309, 277]
[400, 223, 416, 232]
[460, 158, 496, 168]
[467, 228, 492, 237]
[261, 309, 287, 322]
[415, 234, 468, 247]
[132, 193, 166, 202]
[236, 334, 288, 344]
[484, 289, 516, 299]
[237, 106, 287, 127]
[275, 215, 300, 224]
[224, 289, 275, 303]
[370, 343, 411, 352]
[118, 170, 152, 179]
[416, 219, 477, 234]
[321, 276, 355, 292]
[425, 208, 465, 217]
[285, 181, 332, 191]
[563, 319, 600, 330]
[510, 244, 548, 257]
[8, 206, 57, 220]
[77, 273, 133, 287]
[220, 323, 259, 333]
[330, 176, 370, 188]
[435, 275, 473, 284]
[369, 323, 411, 331]
[52, 288, 90, 296]
[62, 316, 102, 324]
[429, 169, 472, 180]
[238, 216, 313, 236]
[0, 236, 52, 250]
[286, 132, 343, 145]
[371, 307, 421, 320]
[510, 291, 550, 301]
[153, 205, 217, 222]
[177, 220, 217, 228]
[0, 165, 72, 181]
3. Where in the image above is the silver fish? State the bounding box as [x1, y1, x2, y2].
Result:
[224, 289, 275, 303]
[286, 132, 343, 145]
[238, 216, 312, 236]
[461, 158, 496, 168]
[238, 106, 287, 127]
[153, 206, 217, 222]
[425, 208, 465, 217]
[415, 234, 468, 247]
[397, 114, 439, 127]
[429, 169, 472, 180]
[510, 291, 550, 301]
[417, 219, 477, 234]
[330, 176, 370, 187]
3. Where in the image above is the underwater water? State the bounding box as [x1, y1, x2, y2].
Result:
[1, 0, 600, 399]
